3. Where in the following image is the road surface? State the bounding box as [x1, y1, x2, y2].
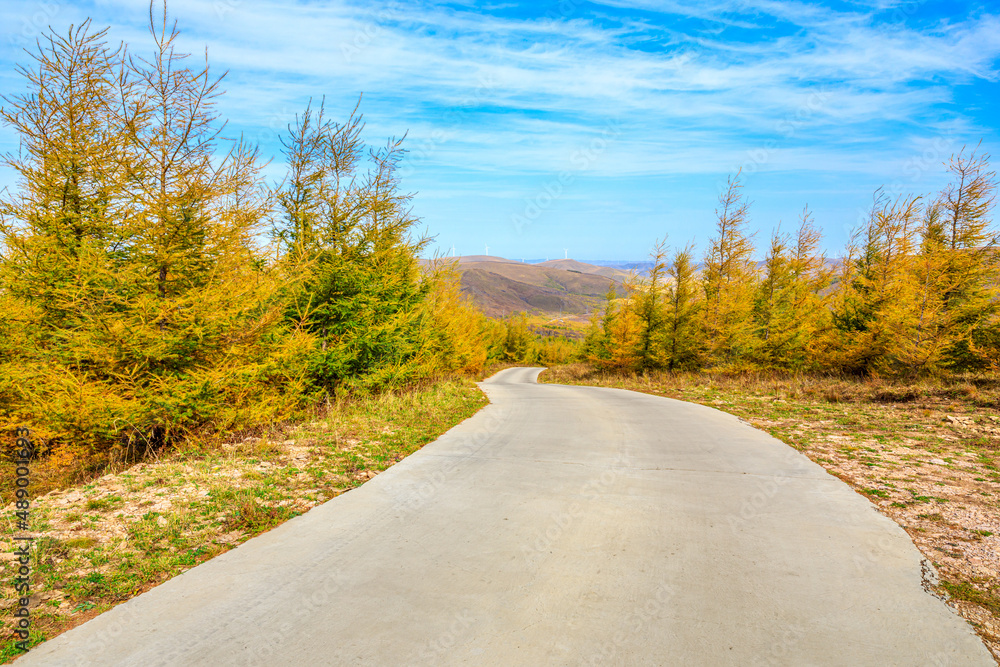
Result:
[19, 367, 993, 665]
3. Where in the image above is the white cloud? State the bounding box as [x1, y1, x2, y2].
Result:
[1, 0, 997, 255]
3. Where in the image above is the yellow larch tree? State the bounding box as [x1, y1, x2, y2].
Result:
[702, 172, 759, 368]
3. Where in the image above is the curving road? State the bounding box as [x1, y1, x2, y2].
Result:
[19, 367, 993, 665]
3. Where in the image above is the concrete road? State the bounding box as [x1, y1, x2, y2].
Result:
[19, 367, 993, 666]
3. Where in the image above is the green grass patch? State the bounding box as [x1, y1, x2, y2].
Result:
[942, 581, 1000, 616]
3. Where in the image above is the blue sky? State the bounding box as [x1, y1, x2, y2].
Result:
[2, 0, 998, 260]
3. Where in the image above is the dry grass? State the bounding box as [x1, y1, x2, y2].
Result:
[0, 379, 488, 662]
[543, 363, 1000, 662]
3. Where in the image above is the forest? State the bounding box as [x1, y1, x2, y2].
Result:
[0, 16, 505, 480]
[1, 12, 996, 487]
[585, 158, 998, 378]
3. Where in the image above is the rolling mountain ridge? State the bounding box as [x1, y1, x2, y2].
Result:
[440, 256, 627, 318]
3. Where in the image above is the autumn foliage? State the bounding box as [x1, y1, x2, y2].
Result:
[1, 6, 997, 483]
[588, 156, 999, 377]
[0, 10, 492, 477]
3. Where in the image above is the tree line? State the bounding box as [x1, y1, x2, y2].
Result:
[3, 8, 996, 478]
[585, 152, 999, 377]
[0, 12, 496, 474]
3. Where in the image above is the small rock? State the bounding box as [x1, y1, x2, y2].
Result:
[216, 531, 244, 545]
[28, 592, 55, 609]
[155, 516, 168, 527]
[930, 458, 947, 466]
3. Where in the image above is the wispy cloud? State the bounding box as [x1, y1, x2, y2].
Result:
[1, 0, 997, 257]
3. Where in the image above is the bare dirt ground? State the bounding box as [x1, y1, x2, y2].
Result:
[543, 364, 1000, 663]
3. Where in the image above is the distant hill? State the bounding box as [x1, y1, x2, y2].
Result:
[434, 255, 846, 320]
[535, 259, 633, 282]
[581, 260, 656, 273]
[454, 255, 523, 265]
[447, 256, 625, 319]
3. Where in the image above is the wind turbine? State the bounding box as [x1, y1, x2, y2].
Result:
[451, 245, 456, 257]
[485, 244, 489, 256]
[564, 249, 568, 260]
